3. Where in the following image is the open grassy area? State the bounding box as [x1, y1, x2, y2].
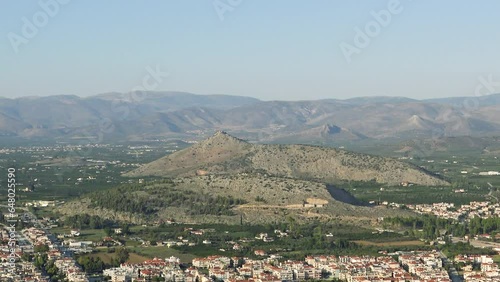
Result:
[128, 246, 197, 263]
[50, 226, 72, 235]
[50, 227, 107, 242]
[78, 229, 107, 241]
[493, 255, 500, 264]
[85, 250, 150, 264]
[124, 240, 142, 247]
[353, 240, 425, 247]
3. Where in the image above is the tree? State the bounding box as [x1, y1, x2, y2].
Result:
[46, 260, 59, 276]
[34, 244, 49, 253]
[34, 254, 47, 269]
[312, 225, 324, 248]
[104, 227, 113, 237]
[122, 224, 131, 235]
[78, 256, 105, 274]
[115, 247, 129, 263]
[320, 270, 331, 279]
[21, 253, 33, 262]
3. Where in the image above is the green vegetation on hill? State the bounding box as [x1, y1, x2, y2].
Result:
[64, 214, 116, 229]
[57, 172, 413, 226]
[87, 180, 247, 217]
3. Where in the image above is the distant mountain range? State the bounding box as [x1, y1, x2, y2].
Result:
[1, 91, 499, 142]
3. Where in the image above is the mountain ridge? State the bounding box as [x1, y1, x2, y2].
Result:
[126, 131, 449, 186]
[1, 91, 500, 142]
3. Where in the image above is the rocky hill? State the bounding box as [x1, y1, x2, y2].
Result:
[269, 124, 368, 143]
[58, 131, 439, 225]
[57, 173, 413, 225]
[125, 131, 448, 186]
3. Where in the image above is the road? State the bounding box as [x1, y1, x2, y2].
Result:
[438, 251, 463, 282]
[3, 205, 73, 257]
[486, 182, 499, 202]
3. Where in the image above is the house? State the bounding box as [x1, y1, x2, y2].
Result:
[254, 250, 266, 256]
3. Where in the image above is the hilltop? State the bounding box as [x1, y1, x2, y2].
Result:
[125, 131, 448, 186]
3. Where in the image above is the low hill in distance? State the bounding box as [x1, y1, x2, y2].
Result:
[126, 131, 449, 186]
[268, 124, 368, 144]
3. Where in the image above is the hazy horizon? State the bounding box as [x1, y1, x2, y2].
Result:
[2, 1, 500, 100]
[1, 90, 500, 102]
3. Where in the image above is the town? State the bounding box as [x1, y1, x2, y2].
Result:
[2, 212, 500, 281]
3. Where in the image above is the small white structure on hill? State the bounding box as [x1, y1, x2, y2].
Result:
[479, 171, 500, 176]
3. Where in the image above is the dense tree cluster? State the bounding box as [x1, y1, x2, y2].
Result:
[88, 183, 247, 216]
[441, 242, 494, 258]
[384, 215, 500, 239]
[77, 256, 105, 273]
[468, 217, 500, 236]
[64, 214, 115, 229]
[32, 254, 66, 282]
[34, 244, 49, 253]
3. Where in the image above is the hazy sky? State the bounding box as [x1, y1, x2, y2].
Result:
[1, 0, 500, 100]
